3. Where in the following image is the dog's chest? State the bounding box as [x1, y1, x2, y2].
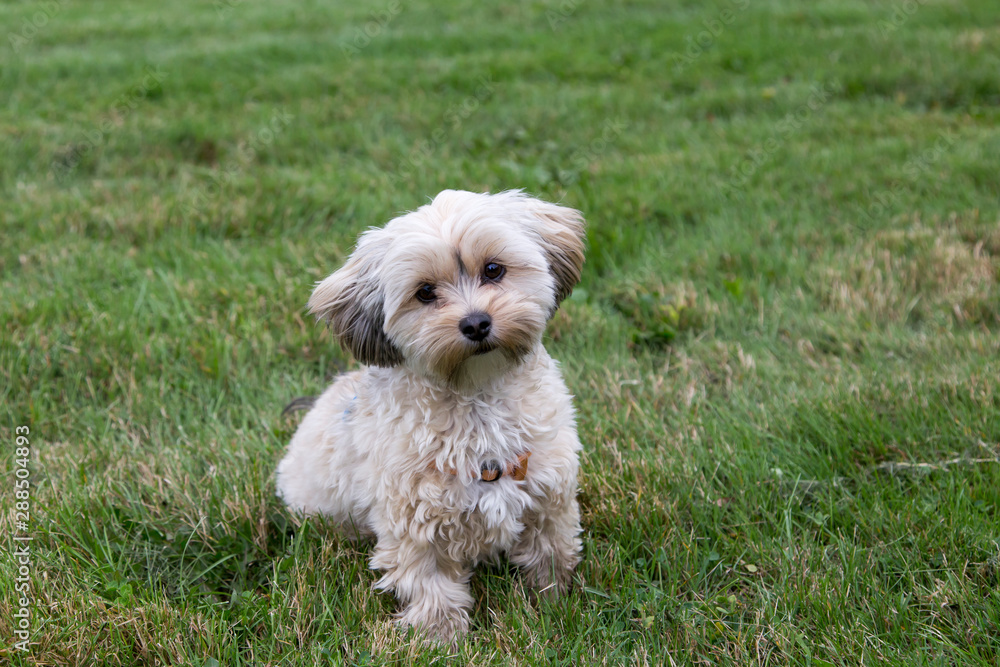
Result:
[421, 398, 534, 547]
[409, 392, 529, 463]
[460, 479, 532, 554]
[375, 386, 546, 555]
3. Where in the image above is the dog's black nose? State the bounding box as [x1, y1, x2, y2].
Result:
[459, 312, 492, 342]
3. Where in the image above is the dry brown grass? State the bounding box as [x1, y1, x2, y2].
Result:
[819, 216, 999, 327]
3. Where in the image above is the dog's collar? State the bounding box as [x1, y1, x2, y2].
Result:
[439, 452, 531, 482]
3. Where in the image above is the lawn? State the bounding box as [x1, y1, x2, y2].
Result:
[2, 0, 1000, 664]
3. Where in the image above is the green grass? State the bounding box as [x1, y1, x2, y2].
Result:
[2, 0, 1000, 663]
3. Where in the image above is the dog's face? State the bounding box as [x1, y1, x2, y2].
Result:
[308, 190, 585, 389]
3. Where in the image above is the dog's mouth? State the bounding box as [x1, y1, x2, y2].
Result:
[471, 342, 497, 356]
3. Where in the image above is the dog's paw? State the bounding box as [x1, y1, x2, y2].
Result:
[396, 606, 469, 645]
[521, 560, 574, 599]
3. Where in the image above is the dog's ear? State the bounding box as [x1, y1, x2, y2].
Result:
[308, 230, 403, 367]
[522, 197, 586, 307]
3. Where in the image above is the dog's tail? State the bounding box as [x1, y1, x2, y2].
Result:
[281, 396, 316, 417]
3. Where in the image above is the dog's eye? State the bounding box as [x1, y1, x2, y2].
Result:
[483, 262, 505, 282]
[415, 284, 436, 303]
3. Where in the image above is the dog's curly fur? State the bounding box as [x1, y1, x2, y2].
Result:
[275, 190, 585, 642]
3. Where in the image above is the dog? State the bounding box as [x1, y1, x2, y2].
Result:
[275, 189, 585, 642]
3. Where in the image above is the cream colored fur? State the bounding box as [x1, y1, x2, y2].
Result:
[275, 190, 585, 642]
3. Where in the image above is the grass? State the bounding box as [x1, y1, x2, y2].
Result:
[2, 0, 999, 663]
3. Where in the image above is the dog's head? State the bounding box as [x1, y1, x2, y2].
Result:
[308, 190, 585, 389]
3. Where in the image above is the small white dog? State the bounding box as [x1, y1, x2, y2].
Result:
[275, 189, 585, 642]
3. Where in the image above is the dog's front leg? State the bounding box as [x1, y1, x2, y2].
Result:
[509, 486, 582, 597]
[371, 535, 473, 643]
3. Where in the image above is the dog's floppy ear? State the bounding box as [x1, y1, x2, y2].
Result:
[522, 197, 586, 307]
[308, 229, 403, 367]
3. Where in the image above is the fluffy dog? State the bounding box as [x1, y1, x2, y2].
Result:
[275, 189, 585, 642]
